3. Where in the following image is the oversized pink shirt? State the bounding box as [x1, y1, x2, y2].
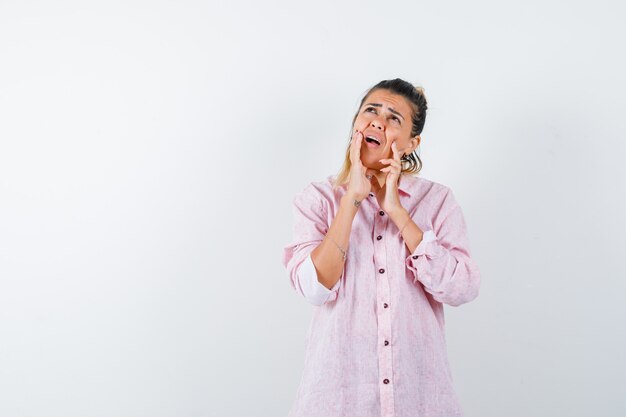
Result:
[281, 173, 481, 417]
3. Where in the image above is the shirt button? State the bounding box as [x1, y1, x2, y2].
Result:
[379, 268, 385, 273]
[379, 210, 385, 216]
[376, 235, 382, 240]
[383, 303, 388, 308]
[412, 255, 418, 259]
[384, 340, 389, 346]
[383, 379, 390, 384]
[369, 193, 374, 197]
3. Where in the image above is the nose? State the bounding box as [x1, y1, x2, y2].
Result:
[370, 116, 385, 130]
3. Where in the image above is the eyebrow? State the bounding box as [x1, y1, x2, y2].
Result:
[364, 102, 405, 121]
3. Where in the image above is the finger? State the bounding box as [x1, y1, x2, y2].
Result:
[391, 141, 400, 160]
[350, 130, 357, 154]
[380, 159, 401, 169]
[356, 133, 364, 165]
[350, 131, 362, 164]
[393, 143, 403, 167]
[382, 163, 402, 172]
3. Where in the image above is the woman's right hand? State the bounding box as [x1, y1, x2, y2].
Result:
[347, 130, 375, 202]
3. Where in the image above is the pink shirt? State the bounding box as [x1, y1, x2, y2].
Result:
[282, 173, 481, 417]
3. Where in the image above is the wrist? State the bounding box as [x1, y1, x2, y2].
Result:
[340, 193, 362, 212]
[388, 206, 409, 224]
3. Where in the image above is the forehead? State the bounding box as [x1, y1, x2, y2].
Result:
[363, 89, 412, 116]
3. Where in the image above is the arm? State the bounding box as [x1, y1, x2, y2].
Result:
[282, 185, 359, 306]
[309, 193, 359, 290]
[295, 253, 341, 305]
[391, 188, 481, 307]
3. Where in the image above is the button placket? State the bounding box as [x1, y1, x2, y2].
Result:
[373, 208, 395, 417]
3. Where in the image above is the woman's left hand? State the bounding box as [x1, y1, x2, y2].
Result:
[376, 141, 405, 215]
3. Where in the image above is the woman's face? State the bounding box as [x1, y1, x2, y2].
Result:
[353, 89, 420, 170]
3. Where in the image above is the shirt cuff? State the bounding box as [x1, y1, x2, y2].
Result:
[297, 253, 342, 306]
[421, 230, 437, 244]
[406, 230, 446, 261]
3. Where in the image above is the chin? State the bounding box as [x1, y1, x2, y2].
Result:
[362, 151, 388, 167]
[362, 160, 383, 170]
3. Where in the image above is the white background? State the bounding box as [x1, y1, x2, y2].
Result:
[1, 1, 624, 416]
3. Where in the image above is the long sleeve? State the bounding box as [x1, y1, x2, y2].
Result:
[405, 188, 481, 307]
[282, 185, 343, 306]
[297, 253, 342, 305]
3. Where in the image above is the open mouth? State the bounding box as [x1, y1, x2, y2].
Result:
[365, 136, 381, 147]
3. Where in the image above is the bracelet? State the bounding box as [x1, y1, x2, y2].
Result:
[324, 234, 347, 261]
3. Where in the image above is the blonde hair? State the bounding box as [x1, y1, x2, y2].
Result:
[332, 79, 428, 191]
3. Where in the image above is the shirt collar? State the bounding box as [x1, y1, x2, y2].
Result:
[332, 173, 413, 197]
[398, 173, 412, 197]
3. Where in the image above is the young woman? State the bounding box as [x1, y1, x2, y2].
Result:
[282, 78, 481, 417]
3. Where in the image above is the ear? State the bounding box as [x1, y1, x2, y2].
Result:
[407, 135, 420, 154]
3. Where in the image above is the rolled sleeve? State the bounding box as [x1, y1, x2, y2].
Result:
[297, 253, 342, 305]
[404, 190, 481, 307]
[282, 184, 342, 306]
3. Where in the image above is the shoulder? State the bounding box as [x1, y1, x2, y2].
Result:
[401, 175, 463, 222]
[294, 174, 344, 208]
[293, 174, 336, 202]
[301, 174, 343, 195]
[402, 174, 453, 199]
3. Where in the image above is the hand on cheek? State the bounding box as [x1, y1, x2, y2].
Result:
[374, 141, 405, 214]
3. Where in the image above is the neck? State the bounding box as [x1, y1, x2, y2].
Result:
[373, 171, 402, 189]
[373, 172, 385, 188]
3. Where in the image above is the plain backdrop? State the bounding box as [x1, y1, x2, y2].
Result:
[1, 1, 625, 416]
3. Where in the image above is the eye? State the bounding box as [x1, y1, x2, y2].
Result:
[364, 107, 401, 124]
[389, 115, 401, 125]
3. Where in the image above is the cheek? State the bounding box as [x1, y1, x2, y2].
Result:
[386, 140, 403, 157]
[355, 119, 368, 130]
